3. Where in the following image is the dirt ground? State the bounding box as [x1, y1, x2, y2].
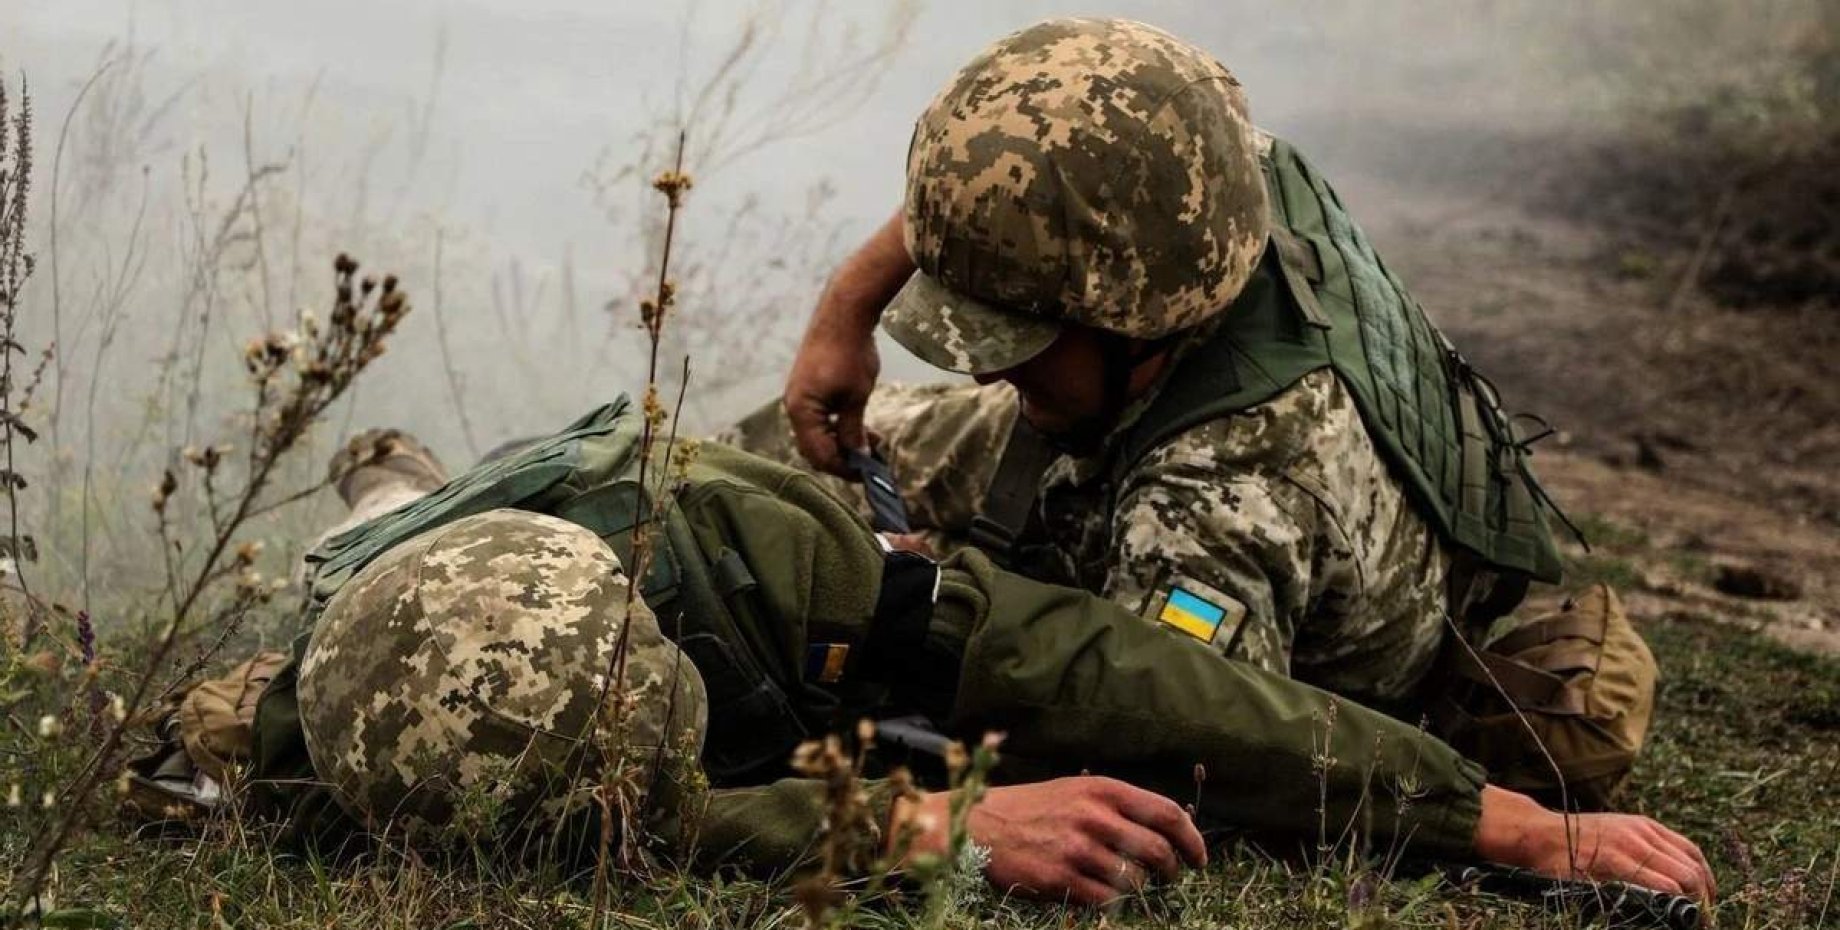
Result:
[1333, 140, 1840, 655]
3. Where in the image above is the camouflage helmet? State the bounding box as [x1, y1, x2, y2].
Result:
[297, 509, 707, 839]
[883, 18, 1270, 376]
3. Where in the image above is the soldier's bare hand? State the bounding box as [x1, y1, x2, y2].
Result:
[784, 210, 912, 477]
[879, 532, 936, 558]
[900, 776, 1206, 906]
[1475, 785, 1716, 902]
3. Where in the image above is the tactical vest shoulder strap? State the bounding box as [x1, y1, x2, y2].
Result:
[969, 410, 1059, 568]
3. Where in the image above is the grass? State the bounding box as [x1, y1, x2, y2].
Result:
[14, 614, 1834, 930]
[1561, 513, 1651, 593]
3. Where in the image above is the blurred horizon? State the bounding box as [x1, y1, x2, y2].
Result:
[0, 1, 1804, 451]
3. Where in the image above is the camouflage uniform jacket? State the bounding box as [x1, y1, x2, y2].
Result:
[727, 364, 1454, 710]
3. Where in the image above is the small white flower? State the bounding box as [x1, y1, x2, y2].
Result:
[36, 715, 61, 739]
[6, 784, 20, 807]
[109, 694, 127, 722]
[41, 790, 56, 809]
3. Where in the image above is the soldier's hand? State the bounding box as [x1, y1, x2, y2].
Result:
[784, 210, 912, 478]
[899, 776, 1206, 906]
[1475, 785, 1716, 902]
[785, 320, 879, 478]
[879, 532, 936, 558]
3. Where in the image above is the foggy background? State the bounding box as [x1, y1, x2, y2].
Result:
[1, 0, 1623, 430]
[1, 0, 1816, 605]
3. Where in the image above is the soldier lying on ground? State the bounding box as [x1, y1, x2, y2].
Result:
[131, 403, 1711, 906]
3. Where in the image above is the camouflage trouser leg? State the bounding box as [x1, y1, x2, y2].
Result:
[310, 432, 454, 553]
[715, 381, 1017, 555]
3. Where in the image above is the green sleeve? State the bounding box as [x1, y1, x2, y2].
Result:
[931, 549, 1486, 858]
[658, 778, 900, 876]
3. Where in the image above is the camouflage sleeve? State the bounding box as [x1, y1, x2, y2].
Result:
[717, 381, 1017, 544]
[1100, 372, 1356, 678]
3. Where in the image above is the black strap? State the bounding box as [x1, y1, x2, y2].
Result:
[845, 447, 912, 534]
[969, 413, 1058, 568]
[857, 550, 940, 682]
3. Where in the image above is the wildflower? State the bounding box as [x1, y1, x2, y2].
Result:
[152, 470, 177, 513]
[651, 168, 694, 206]
[76, 610, 96, 665]
[36, 714, 61, 738]
[109, 694, 126, 722]
[943, 740, 968, 776]
[6, 784, 19, 807]
[40, 790, 55, 809]
[242, 335, 269, 373]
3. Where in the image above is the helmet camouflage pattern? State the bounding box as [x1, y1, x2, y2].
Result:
[298, 509, 707, 838]
[883, 17, 1271, 375]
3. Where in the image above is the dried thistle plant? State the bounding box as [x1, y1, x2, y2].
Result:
[788, 731, 884, 928]
[586, 133, 702, 921]
[5, 252, 411, 913]
[0, 77, 50, 643]
[582, 2, 919, 429]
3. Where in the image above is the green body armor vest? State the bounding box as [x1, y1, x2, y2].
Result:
[1125, 137, 1567, 583]
[254, 398, 890, 801]
[979, 137, 1566, 591]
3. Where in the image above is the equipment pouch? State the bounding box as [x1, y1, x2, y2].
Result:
[1436, 584, 1656, 809]
[122, 650, 291, 823]
[178, 650, 292, 779]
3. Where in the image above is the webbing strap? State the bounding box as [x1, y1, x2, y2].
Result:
[1451, 650, 1589, 717]
[969, 412, 1059, 568]
[857, 551, 942, 682]
[1269, 228, 1331, 329]
[1490, 610, 1609, 657]
[1453, 369, 1492, 530]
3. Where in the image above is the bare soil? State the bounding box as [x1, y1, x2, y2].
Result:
[1328, 136, 1840, 655]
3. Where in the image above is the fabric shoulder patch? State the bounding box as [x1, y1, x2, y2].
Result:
[1144, 576, 1249, 646]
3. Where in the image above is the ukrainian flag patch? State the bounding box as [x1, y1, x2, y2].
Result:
[1151, 578, 1246, 646]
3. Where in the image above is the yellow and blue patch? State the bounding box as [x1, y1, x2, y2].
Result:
[1145, 577, 1246, 647]
[1160, 586, 1229, 643]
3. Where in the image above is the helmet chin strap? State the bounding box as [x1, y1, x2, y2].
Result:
[1100, 330, 1178, 414]
[1034, 330, 1173, 456]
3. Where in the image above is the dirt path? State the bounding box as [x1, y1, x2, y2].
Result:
[1539, 450, 1840, 653]
[1334, 159, 1840, 654]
